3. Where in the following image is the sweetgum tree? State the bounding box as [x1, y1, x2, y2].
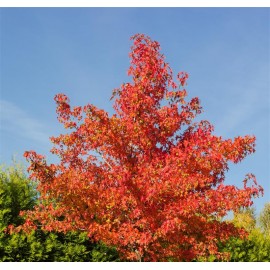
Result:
[22, 34, 263, 261]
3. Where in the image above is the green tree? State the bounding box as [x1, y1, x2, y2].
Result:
[259, 202, 270, 236]
[0, 163, 37, 231]
[232, 207, 256, 233]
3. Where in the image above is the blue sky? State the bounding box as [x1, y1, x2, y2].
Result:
[0, 8, 269, 214]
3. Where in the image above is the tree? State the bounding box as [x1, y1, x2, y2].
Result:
[259, 202, 270, 236]
[232, 207, 256, 233]
[22, 34, 263, 261]
[0, 162, 37, 231]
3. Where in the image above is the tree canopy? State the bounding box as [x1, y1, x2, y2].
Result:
[21, 34, 263, 261]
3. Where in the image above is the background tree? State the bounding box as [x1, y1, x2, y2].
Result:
[22, 34, 263, 261]
[259, 202, 270, 236]
[0, 162, 37, 231]
[232, 207, 256, 233]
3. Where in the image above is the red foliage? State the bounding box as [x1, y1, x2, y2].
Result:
[22, 34, 263, 261]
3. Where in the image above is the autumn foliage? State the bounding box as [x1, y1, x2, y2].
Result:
[22, 34, 263, 261]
